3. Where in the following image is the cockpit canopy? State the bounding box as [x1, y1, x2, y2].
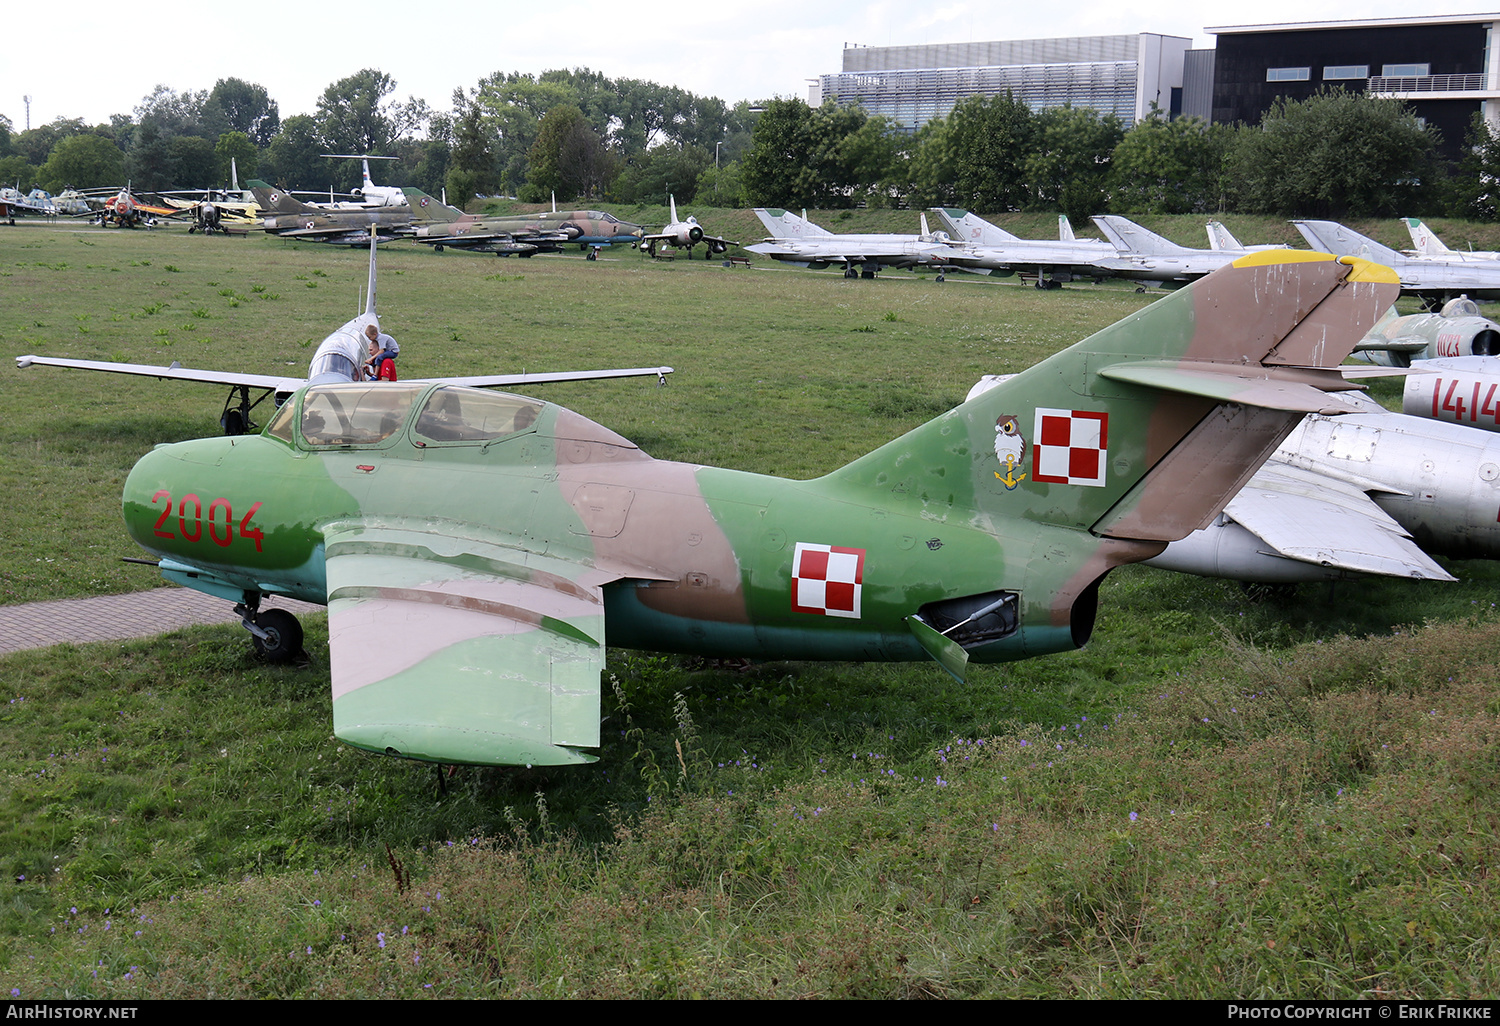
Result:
[266, 383, 545, 449]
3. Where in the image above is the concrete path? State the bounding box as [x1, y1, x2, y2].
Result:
[0, 589, 323, 655]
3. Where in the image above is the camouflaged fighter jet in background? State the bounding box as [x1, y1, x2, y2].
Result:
[638, 196, 736, 259]
[245, 180, 449, 245]
[17, 234, 674, 436]
[403, 190, 572, 256]
[117, 251, 1395, 768]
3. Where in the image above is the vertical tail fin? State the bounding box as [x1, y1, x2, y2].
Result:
[1058, 215, 1076, 242]
[365, 232, 378, 319]
[1404, 217, 1455, 256]
[1206, 220, 1241, 251]
[931, 208, 1020, 245]
[754, 208, 833, 238]
[669, 195, 679, 224]
[403, 187, 463, 223]
[247, 181, 317, 215]
[1092, 215, 1189, 256]
[824, 253, 1399, 543]
[1292, 220, 1402, 265]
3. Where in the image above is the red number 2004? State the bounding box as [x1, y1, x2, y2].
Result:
[151, 491, 263, 551]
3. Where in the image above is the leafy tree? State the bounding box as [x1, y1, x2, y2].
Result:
[471, 72, 581, 192]
[612, 144, 710, 204]
[1449, 113, 1500, 221]
[14, 118, 88, 167]
[944, 93, 1035, 212]
[695, 159, 747, 207]
[1230, 89, 1442, 217]
[445, 103, 497, 208]
[261, 114, 324, 191]
[315, 69, 397, 163]
[215, 132, 258, 183]
[1026, 105, 1123, 221]
[167, 136, 217, 188]
[125, 122, 175, 190]
[206, 78, 280, 146]
[133, 85, 209, 138]
[742, 98, 896, 208]
[38, 133, 123, 191]
[1108, 113, 1227, 214]
[524, 104, 611, 201]
[0, 155, 38, 189]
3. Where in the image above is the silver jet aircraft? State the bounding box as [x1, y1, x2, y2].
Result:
[639, 196, 736, 259]
[1293, 220, 1500, 305]
[928, 209, 1114, 289]
[1089, 215, 1281, 289]
[746, 209, 958, 279]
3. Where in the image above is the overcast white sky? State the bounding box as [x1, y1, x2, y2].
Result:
[5, 1, 1500, 132]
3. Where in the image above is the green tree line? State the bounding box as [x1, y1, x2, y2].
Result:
[1, 75, 1491, 220]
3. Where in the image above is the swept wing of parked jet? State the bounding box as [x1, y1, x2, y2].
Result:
[116, 252, 1393, 766]
[747, 208, 959, 278]
[17, 235, 673, 435]
[1293, 220, 1500, 304]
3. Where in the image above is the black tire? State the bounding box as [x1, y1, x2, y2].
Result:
[221, 409, 248, 436]
[252, 608, 303, 663]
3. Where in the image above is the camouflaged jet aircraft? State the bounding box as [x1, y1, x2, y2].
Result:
[18, 235, 674, 436]
[115, 251, 1395, 768]
[246, 180, 446, 245]
[404, 190, 570, 256]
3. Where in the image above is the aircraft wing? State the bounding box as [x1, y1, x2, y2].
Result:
[1223, 459, 1452, 580]
[15, 355, 302, 393]
[322, 521, 620, 766]
[409, 366, 674, 387]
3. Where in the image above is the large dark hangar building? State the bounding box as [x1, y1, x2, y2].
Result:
[1206, 14, 1500, 158]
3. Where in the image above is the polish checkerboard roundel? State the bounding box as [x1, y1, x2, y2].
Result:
[1032, 408, 1108, 487]
[791, 543, 865, 618]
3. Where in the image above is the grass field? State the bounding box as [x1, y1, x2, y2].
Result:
[2, 220, 1499, 998]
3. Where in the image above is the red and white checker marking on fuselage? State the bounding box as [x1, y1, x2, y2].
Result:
[791, 543, 865, 618]
[1033, 408, 1109, 487]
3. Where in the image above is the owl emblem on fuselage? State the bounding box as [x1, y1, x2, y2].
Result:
[994, 415, 1027, 489]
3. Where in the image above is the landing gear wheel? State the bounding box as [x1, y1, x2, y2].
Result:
[251, 608, 303, 663]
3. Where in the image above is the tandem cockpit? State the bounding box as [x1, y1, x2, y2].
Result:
[264, 383, 547, 450]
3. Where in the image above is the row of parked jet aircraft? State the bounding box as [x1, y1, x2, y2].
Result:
[747, 207, 1500, 307]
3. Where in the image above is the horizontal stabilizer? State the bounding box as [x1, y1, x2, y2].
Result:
[1098, 360, 1359, 414]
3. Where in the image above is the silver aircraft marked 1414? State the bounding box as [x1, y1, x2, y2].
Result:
[17, 235, 673, 434]
[116, 251, 1394, 767]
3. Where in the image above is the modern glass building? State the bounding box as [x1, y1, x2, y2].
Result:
[811, 34, 1192, 132]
